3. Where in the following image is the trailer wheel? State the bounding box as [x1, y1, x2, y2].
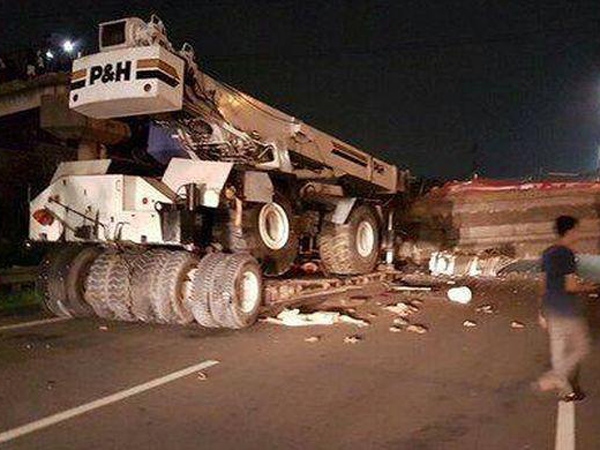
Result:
[210, 253, 263, 329]
[84, 251, 131, 320]
[37, 246, 82, 318]
[130, 249, 169, 322]
[154, 251, 199, 325]
[219, 193, 298, 276]
[188, 252, 227, 327]
[63, 246, 103, 317]
[318, 204, 380, 275]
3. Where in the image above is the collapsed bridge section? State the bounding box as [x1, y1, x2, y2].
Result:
[400, 178, 600, 267]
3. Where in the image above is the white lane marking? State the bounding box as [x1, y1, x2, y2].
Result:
[0, 359, 219, 444]
[555, 401, 575, 450]
[0, 317, 71, 332]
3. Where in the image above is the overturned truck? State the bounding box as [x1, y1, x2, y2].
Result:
[30, 15, 406, 328]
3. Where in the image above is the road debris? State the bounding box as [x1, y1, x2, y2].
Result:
[447, 286, 473, 304]
[463, 320, 477, 328]
[304, 336, 320, 343]
[384, 302, 417, 317]
[318, 297, 368, 309]
[589, 293, 599, 299]
[263, 309, 369, 327]
[475, 304, 494, 314]
[429, 251, 513, 278]
[98, 325, 109, 331]
[389, 326, 403, 333]
[406, 324, 428, 334]
[511, 321, 525, 329]
[344, 335, 362, 344]
[197, 372, 208, 381]
[390, 286, 432, 292]
[393, 317, 409, 326]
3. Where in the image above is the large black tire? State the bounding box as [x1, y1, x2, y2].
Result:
[63, 246, 103, 317]
[37, 246, 82, 317]
[188, 252, 228, 328]
[318, 204, 381, 275]
[84, 251, 131, 320]
[154, 251, 199, 325]
[130, 250, 157, 322]
[210, 253, 263, 329]
[130, 249, 170, 323]
[216, 193, 299, 276]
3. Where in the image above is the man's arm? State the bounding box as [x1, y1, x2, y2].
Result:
[565, 274, 599, 294]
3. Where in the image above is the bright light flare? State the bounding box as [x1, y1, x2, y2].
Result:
[62, 40, 75, 53]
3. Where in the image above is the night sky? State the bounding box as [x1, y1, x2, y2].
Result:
[2, 1, 600, 180]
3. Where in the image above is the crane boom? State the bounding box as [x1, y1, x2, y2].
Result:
[69, 15, 401, 193]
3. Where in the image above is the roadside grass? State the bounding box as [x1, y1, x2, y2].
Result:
[0, 289, 41, 315]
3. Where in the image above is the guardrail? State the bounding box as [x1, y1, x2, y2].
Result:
[0, 266, 37, 290]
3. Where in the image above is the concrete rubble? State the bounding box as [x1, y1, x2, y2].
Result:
[476, 304, 494, 314]
[384, 302, 418, 317]
[429, 251, 513, 278]
[406, 324, 428, 334]
[393, 317, 409, 326]
[263, 309, 369, 327]
[389, 286, 432, 292]
[447, 287, 472, 304]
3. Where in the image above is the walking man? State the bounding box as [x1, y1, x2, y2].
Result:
[536, 215, 596, 401]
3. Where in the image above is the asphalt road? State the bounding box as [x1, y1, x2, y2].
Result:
[1, 278, 599, 449]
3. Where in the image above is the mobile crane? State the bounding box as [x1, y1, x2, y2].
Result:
[30, 15, 406, 328]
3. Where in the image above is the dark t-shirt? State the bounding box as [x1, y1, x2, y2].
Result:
[541, 245, 580, 316]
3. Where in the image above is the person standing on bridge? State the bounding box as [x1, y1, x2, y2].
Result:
[536, 215, 596, 401]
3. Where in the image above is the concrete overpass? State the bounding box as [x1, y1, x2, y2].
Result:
[0, 73, 69, 118]
[0, 73, 130, 160]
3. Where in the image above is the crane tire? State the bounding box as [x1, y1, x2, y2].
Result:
[189, 252, 228, 328]
[130, 249, 170, 323]
[318, 204, 380, 275]
[84, 251, 131, 320]
[210, 253, 263, 329]
[63, 246, 103, 317]
[37, 246, 82, 318]
[154, 251, 199, 325]
[128, 249, 161, 322]
[217, 193, 298, 277]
